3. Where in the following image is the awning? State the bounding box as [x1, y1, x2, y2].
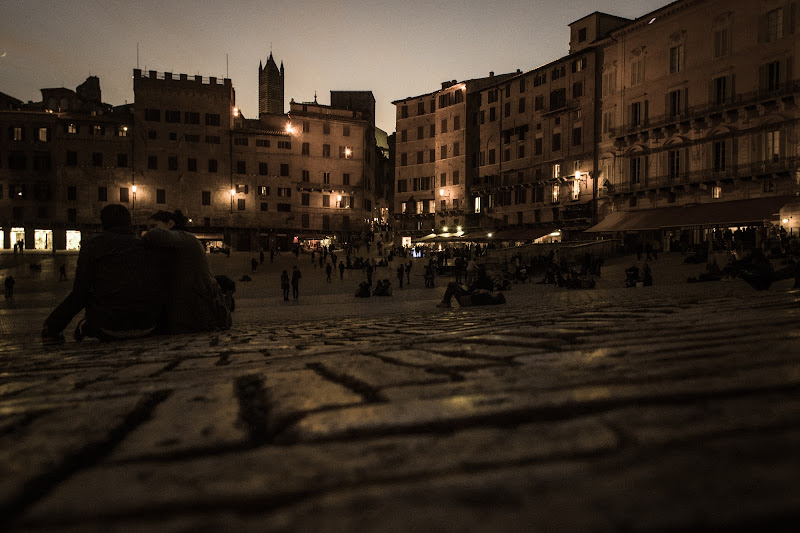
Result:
[586, 196, 793, 232]
[190, 233, 224, 240]
[488, 227, 557, 241]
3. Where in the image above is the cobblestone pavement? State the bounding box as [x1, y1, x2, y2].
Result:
[1, 252, 800, 531]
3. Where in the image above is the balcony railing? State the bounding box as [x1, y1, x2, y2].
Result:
[605, 156, 800, 194]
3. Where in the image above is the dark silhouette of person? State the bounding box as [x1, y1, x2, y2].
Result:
[291, 265, 301, 299]
[326, 262, 333, 282]
[259, 249, 265, 265]
[144, 210, 232, 333]
[4, 275, 15, 299]
[59, 264, 68, 281]
[339, 260, 345, 280]
[251, 257, 258, 273]
[405, 260, 412, 284]
[437, 266, 504, 308]
[281, 270, 290, 301]
[42, 204, 165, 343]
[396, 264, 404, 288]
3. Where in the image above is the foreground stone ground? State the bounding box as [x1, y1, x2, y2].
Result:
[1, 250, 799, 531]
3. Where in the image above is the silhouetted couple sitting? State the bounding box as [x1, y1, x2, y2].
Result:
[437, 266, 506, 308]
[42, 205, 232, 344]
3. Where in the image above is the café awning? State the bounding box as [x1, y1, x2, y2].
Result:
[586, 196, 793, 232]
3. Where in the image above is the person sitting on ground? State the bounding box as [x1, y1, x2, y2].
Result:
[42, 204, 165, 343]
[373, 279, 393, 296]
[437, 266, 506, 308]
[355, 281, 372, 298]
[143, 210, 232, 333]
[688, 258, 723, 283]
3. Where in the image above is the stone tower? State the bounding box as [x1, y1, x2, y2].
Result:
[258, 52, 284, 116]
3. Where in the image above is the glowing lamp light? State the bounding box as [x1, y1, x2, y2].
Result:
[123, 126, 128, 132]
[783, 218, 790, 224]
[132, 185, 137, 193]
[285, 123, 294, 134]
[233, 107, 239, 117]
[337, 195, 342, 201]
[230, 188, 236, 196]
[442, 226, 449, 233]
[456, 226, 463, 233]
[574, 170, 581, 180]
[487, 232, 493, 238]
[649, 17, 657, 24]
[345, 148, 352, 157]
[439, 188, 445, 196]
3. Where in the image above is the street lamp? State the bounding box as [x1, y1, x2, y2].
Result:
[230, 188, 236, 213]
[132, 185, 137, 211]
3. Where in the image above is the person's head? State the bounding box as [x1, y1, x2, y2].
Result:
[149, 210, 188, 231]
[100, 204, 132, 231]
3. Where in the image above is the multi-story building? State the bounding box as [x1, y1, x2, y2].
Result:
[591, 0, 800, 247]
[0, 68, 379, 252]
[393, 74, 516, 241]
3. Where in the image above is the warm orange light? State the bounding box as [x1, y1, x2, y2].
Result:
[132, 185, 137, 193]
[230, 188, 236, 196]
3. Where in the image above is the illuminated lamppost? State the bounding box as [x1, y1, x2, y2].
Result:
[230, 188, 236, 213]
[132, 185, 137, 212]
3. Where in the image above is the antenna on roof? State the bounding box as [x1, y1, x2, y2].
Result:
[136, 43, 140, 69]
[226, 53, 229, 78]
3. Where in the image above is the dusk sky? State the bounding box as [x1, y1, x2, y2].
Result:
[2, 0, 669, 133]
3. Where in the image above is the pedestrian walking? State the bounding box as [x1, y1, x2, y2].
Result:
[405, 260, 412, 284]
[364, 261, 374, 286]
[339, 260, 345, 280]
[326, 262, 333, 282]
[291, 265, 301, 299]
[4, 275, 15, 299]
[251, 258, 258, 273]
[396, 264, 404, 288]
[59, 264, 68, 281]
[270, 249, 275, 264]
[259, 249, 264, 265]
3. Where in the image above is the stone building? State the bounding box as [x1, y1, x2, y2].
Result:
[0, 70, 379, 252]
[590, 0, 800, 247]
[392, 74, 516, 241]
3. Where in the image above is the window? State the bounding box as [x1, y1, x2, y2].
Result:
[453, 142, 460, 157]
[602, 70, 617, 97]
[67, 208, 77, 223]
[302, 169, 310, 182]
[400, 153, 407, 166]
[302, 142, 310, 155]
[236, 161, 246, 174]
[714, 76, 729, 105]
[535, 136, 543, 155]
[712, 186, 722, 199]
[518, 98, 526, 113]
[572, 126, 582, 146]
[518, 145, 525, 158]
[237, 199, 246, 211]
[488, 149, 496, 165]
[667, 89, 683, 117]
[552, 184, 560, 203]
[669, 45, 684, 74]
[417, 101, 425, 115]
[148, 155, 157, 170]
[260, 202, 268, 211]
[323, 144, 331, 158]
[343, 125, 350, 137]
[578, 27, 587, 42]
[489, 107, 496, 122]
[202, 191, 211, 205]
[552, 132, 562, 152]
[302, 121, 310, 133]
[157, 189, 166, 204]
[322, 195, 331, 207]
[323, 172, 331, 184]
[168, 156, 178, 171]
[301, 193, 310, 206]
[762, 60, 782, 92]
[277, 141, 291, 150]
[120, 187, 130, 203]
[534, 95, 544, 111]
[165, 110, 180, 123]
[713, 28, 730, 59]
[256, 139, 270, 147]
[440, 145, 448, 159]
[208, 159, 218, 173]
[234, 137, 248, 146]
[765, 8, 784, 42]
[549, 88, 567, 110]
[184, 111, 200, 124]
[630, 157, 644, 184]
[114, 153, 127, 168]
[339, 146, 353, 159]
[67, 124, 77, 134]
[766, 130, 781, 161]
[631, 58, 645, 86]
[668, 149, 682, 178]
[602, 111, 614, 134]
[631, 101, 645, 127]
[454, 115, 461, 130]
[185, 134, 200, 143]
[92, 152, 102, 167]
[280, 164, 289, 176]
[205, 113, 220, 126]
[258, 186, 269, 196]
[572, 82, 583, 98]
[504, 102, 511, 118]
[37, 127, 49, 142]
[277, 187, 291, 197]
[323, 122, 330, 134]
[144, 109, 160, 122]
[205, 135, 220, 144]
[343, 173, 350, 185]
[400, 106, 408, 118]
[98, 186, 107, 202]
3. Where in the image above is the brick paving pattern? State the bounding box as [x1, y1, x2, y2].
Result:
[1, 251, 799, 531]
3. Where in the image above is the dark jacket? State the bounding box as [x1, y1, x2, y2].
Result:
[44, 227, 164, 338]
[142, 228, 231, 333]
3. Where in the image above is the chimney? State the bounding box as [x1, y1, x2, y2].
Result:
[489, 71, 494, 77]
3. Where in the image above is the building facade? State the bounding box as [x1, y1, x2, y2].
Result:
[0, 70, 379, 252]
[593, 0, 800, 247]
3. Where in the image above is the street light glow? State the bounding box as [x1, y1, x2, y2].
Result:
[439, 188, 445, 196]
[230, 188, 236, 196]
[132, 185, 137, 193]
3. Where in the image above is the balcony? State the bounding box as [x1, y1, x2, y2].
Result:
[604, 156, 800, 196]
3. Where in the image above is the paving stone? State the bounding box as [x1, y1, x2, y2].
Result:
[307, 353, 451, 390]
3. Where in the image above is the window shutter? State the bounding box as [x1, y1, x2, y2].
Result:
[791, 3, 797, 34]
[665, 92, 671, 116]
[681, 148, 688, 174]
[644, 155, 650, 179]
[759, 64, 769, 92]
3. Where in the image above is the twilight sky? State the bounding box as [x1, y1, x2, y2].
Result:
[1, 0, 669, 133]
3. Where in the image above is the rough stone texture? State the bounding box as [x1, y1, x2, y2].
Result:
[1, 252, 799, 530]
